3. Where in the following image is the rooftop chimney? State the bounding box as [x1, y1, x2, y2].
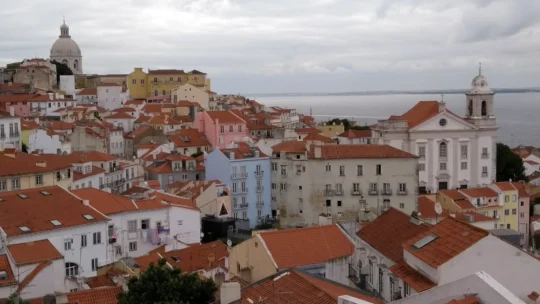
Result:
[9, 106, 14, 117]
[35, 161, 47, 167]
[220, 282, 241, 304]
[229, 152, 235, 160]
[82, 200, 90, 206]
[410, 211, 422, 225]
[314, 146, 322, 159]
[438, 101, 446, 113]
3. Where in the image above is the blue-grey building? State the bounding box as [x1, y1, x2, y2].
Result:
[205, 142, 271, 229]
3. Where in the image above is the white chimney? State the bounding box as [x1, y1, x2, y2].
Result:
[220, 282, 241, 304]
[229, 152, 235, 160]
[254, 150, 260, 158]
[314, 146, 322, 159]
[9, 106, 14, 117]
[438, 101, 446, 113]
[82, 200, 90, 206]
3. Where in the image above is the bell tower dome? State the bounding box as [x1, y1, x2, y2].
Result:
[465, 64, 496, 128]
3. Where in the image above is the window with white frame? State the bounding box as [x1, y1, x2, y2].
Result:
[461, 145, 468, 159]
[129, 241, 137, 252]
[418, 163, 425, 171]
[376, 164, 382, 175]
[127, 220, 137, 232]
[81, 234, 87, 247]
[439, 142, 448, 158]
[93, 232, 101, 245]
[339, 166, 345, 176]
[91, 258, 98, 271]
[482, 166, 488, 177]
[353, 183, 360, 192]
[399, 183, 406, 192]
[65, 263, 79, 277]
[418, 146, 426, 158]
[326, 164, 331, 172]
[440, 163, 447, 170]
[357, 165, 363, 176]
[64, 239, 72, 251]
[359, 200, 366, 211]
[461, 162, 467, 170]
[281, 165, 287, 175]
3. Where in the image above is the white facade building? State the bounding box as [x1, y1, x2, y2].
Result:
[29, 92, 75, 117]
[104, 113, 136, 133]
[373, 72, 498, 193]
[109, 129, 125, 157]
[271, 142, 418, 227]
[29, 129, 71, 154]
[172, 83, 209, 109]
[97, 83, 123, 110]
[72, 163, 105, 190]
[0, 109, 21, 151]
[60, 75, 76, 96]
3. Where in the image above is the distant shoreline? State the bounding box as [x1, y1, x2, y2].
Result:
[248, 88, 540, 97]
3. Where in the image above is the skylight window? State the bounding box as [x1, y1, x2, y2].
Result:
[17, 194, 29, 199]
[50, 220, 62, 226]
[0, 270, 7, 280]
[83, 214, 95, 221]
[0, 198, 4, 202]
[412, 234, 438, 250]
[41, 191, 51, 196]
[19, 226, 31, 232]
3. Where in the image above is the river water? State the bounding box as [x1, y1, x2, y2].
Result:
[253, 93, 540, 147]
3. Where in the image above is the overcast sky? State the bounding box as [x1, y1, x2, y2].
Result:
[1, 0, 539, 94]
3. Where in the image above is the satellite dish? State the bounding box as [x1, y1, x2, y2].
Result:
[435, 202, 443, 215]
[227, 239, 232, 247]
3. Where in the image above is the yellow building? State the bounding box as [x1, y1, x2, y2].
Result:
[21, 120, 41, 148]
[491, 182, 519, 231]
[98, 74, 127, 87]
[0, 150, 73, 190]
[127, 68, 208, 99]
[316, 122, 345, 138]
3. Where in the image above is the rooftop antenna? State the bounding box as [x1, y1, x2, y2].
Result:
[441, 93, 444, 102]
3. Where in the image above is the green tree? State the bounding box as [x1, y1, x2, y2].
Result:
[496, 142, 527, 182]
[50, 60, 74, 85]
[326, 118, 370, 131]
[117, 259, 216, 304]
[190, 151, 204, 158]
[3, 293, 31, 304]
[21, 143, 29, 153]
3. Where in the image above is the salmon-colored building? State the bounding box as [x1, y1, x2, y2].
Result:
[195, 110, 247, 149]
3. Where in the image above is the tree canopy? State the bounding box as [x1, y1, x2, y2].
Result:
[117, 259, 217, 304]
[50, 60, 74, 85]
[496, 142, 527, 182]
[326, 118, 370, 131]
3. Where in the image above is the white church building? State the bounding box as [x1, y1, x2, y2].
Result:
[373, 70, 498, 193]
[50, 20, 83, 74]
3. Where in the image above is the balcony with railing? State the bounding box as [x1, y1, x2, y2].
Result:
[351, 189, 362, 196]
[256, 186, 264, 193]
[382, 188, 392, 196]
[481, 153, 490, 159]
[255, 171, 264, 178]
[231, 172, 248, 179]
[100, 178, 126, 189]
[334, 189, 344, 196]
[238, 203, 249, 208]
[369, 189, 378, 195]
[324, 189, 334, 197]
[397, 189, 408, 196]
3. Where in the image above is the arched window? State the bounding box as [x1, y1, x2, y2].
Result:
[481, 100, 487, 116]
[154, 90, 158, 96]
[62, 59, 68, 65]
[439, 142, 447, 158]
[74, 59, 78, 70]
[65, 262, 79, 277]
[468, 100, 473, 116]
[162, 90, 166, 96]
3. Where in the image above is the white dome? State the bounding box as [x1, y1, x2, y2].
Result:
[51, 37, 81, 56]
[469, 73, 493, 94]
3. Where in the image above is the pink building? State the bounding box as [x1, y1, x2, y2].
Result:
[0, 94, 33, 117]
[195, 110, 247, 149]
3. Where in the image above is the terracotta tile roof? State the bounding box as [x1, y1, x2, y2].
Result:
[151, 192, 198, 210]
[77, 88, 97, 95]
[388, 261, 435, 292]
[403, 217, 489, 268]
[161, 240, 228, 273]
[454, 212, 495, 223]
[168, 128, 210, 148]
[338, 129, 372, 138]
[239, 269, 383, 304]
[0, 186, 108, 237]
[176, 100, 194, 107]
[141, 104, 162, 114]
[66, 286, 123, 304]
[70, 151, 118, 162]
[296, 127, 322, 134]
[73, 166, 105, 181]
[0, 83, 28, 91]
[221, 142, 268, 160]
[124, 100, 145, 106]
[357, 208, 432, 262]
[105, 112, 135, 119]
[388, 101, 441, 129]
[512, 181, 528, 197]
[98, 82, 121, 87]
[455, 199, 476, 210]
[259, 225, 354, 268]
[21, 120, 41, 130]
[493, 182, 517, 192]
[8, 239, 63, 265]
[146, 162, 173, 174]
[18, 261, 52, 292]
[459, 187, 498, 198]
[314, 144, 417, 159]
[206, 111, 245, 124]
[72, 188, 138, 215]
[148, 69, 185, 75]
[147, 180, 161, 189]
[271, 141, 307, 154]
[418, 196, 448, 219]
[440, 189, 467, 200]
[446, 295, 482, 304]
[0, 255, 17, 287]
[124, 125, 150, 139]
[87, 274, 116, 288]
[0, 151, 72, 177]
[303, 132, 336, 143]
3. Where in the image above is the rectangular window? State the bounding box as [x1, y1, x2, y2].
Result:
[505, 209, 509, 215]
[399, 183, 406, 192]
[339, 166, 345, 176]
[326, 164, 331, 172]
[353, 183, 360, 192]
[418, 163, 425, 171]
[369, 260, 373, 284]
[482, 147, 489, 157]
[91, 258, 98, 271]
[505, 195, 509, 203]
[128, 220, 137, 232]
[271, 163, 277, 171]
[337, 200, 342, 207]
[64, 239, 72, 251]
[296, 165, 302, 175]
[280, 183, 287, 191]
[93, 232, 101, 245]
[461, 162, 467, 170]
[108, 225, 114, 237]
[281, 165, 287, 175]
[229, 125, 233, 132]
[238, 125, 242, 132]
[141, 219, 150, 229]
[512, 209, 517, 215]
[335, 183, 342, 192]
[440, 163, 447, 170]
[359, 200, 366, 211]
[370, 183, 377, 192]
[326, 200, 331, 207]
[376, 164, 381, 175]
[482, 166, 488, 177]
[357, 165, 363, 176]
[129, 241, 137, 252]
[11, 178, 20, 190]
[35, 175, 43, 185]
[404, 283, 411, 296]
[81, 234, 87, 247]
[272, 183, 276, 190]
[418, 146, 426, 158]
[241, 182, 246, 192]
[220, 126, 225, 134]
[0, 180, 6, 191]
[461, 145, 468, 159]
